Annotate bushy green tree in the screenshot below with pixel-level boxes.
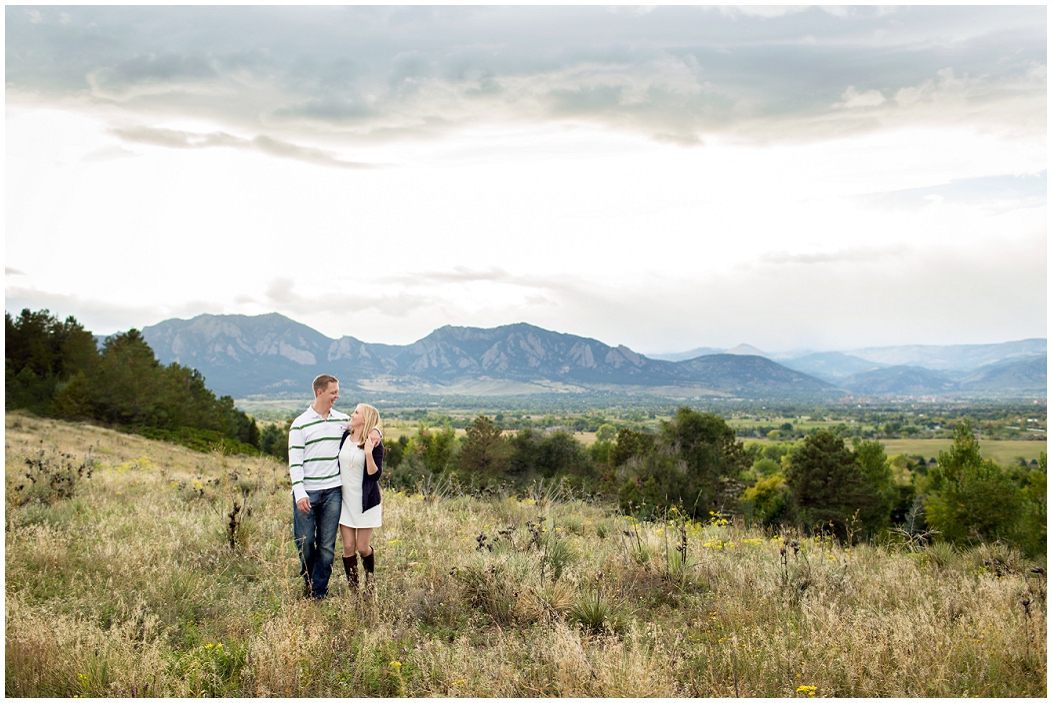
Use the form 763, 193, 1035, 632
509, 428, 544, 482
589, 439, 615, 471
611, 427, 657, 467
69, 332, 259, 445
618, 478, 644, 515
852, 439, 896, 533
406, 423, 456, 474
760, 442, 794, 464
536, 431, 594, 481
617, 407, 748, 519
6, 308, 96, 412
784, 430, 887, 538
924, 421, 1023, 548
751, 457, 781, 477
383, 435, 408, 471
1009, 461, 1046, 557
217, 394, 261, 447
456, 415, 512, 486
509, 428, 595, 487
385, 451, 432, 492
660, 407, 749, 514
260, 421, 291, 462
65, 329, 165, 426
595, 423, 617, 443
741, 474, 789, 526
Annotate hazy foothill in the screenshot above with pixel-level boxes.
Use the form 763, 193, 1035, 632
5, 307, 1047, 696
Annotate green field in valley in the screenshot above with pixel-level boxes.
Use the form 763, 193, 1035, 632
879, 438, 1046, 465
742, 437, 1047, 466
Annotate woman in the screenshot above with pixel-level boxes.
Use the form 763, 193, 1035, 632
338, 403, 385, 595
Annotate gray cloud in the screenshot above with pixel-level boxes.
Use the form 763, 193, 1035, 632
275, 97, 376, 123
548, 84, 626, 116
6, 5, 1044, 146
264, 277, 297, 306
6, 267, 27, 276
96, 51, 217, 88
264, 277, 431, 319
388, 50, 435, 92
379, 267, 609, 305
111, 126, 380, 169
4, 285, 168, 334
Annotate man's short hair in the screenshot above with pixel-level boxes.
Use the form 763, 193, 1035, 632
312, 374, 339, 395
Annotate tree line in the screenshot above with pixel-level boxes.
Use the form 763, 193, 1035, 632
318, 407, 1044, 558
6, 308, 259, 452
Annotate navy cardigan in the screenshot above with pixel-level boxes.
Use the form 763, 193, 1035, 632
339, 431, 385, 512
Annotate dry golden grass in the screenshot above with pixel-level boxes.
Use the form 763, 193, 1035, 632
5, 411, 1046, 697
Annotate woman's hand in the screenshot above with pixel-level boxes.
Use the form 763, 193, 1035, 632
364, 427, 382, 452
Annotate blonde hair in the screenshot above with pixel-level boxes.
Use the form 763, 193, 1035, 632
356, 403, 381, 448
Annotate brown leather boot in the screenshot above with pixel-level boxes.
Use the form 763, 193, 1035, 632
342, 554, 359, 592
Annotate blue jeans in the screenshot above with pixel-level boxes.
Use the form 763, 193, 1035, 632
292, 487, 342, 599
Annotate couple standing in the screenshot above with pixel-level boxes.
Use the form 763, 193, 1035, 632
289, 374, 384, 600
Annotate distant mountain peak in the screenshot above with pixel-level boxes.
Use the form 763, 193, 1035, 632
724, 343, 769, 357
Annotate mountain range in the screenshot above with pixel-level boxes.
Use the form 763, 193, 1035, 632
137, 313, 1046, 400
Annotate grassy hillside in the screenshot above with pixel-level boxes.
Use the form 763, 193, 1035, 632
5, 412, 1046, 697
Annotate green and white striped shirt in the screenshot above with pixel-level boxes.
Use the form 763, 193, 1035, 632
288, 405, 349, 502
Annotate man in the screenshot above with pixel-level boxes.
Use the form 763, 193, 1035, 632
289, 374, 349, 600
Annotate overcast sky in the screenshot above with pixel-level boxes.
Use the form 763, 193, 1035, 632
6, 5, 1046, 355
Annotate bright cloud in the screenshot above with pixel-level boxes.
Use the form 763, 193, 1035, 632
4, 5, 1045, 354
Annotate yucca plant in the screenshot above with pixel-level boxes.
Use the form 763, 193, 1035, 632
528, 478, 567, 508
923, 541, 957, 569
536, 579, 575, 617
417, 472, 458, 504
621, 519, 652, 569
542, 533, 574, 582
568, 590, 622, 635
456, 560, 516, 625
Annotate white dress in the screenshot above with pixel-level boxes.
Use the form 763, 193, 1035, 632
338, 440, 382, 528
